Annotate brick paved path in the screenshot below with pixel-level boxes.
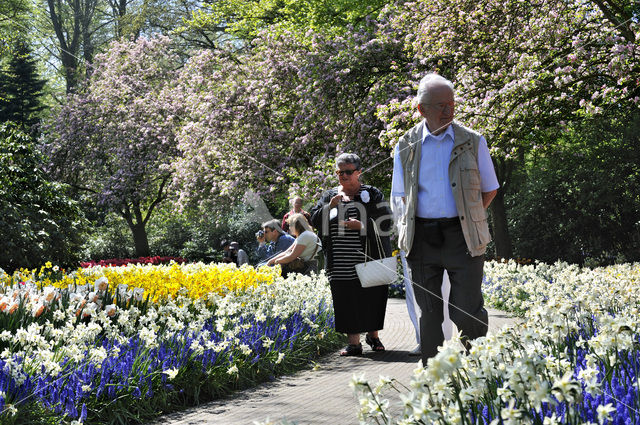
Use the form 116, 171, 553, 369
150, 299, 516, 425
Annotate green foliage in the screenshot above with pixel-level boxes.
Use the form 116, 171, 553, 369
182, 0, 389, 43
0, 0, 31, 57
0, 122, 87, 272
81, 202, 266, 264
147, 203, 264, 263
506, 109, 640, 265
81, 212, 135, 261
0, 41, 46, 131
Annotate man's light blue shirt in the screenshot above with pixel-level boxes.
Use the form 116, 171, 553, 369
391, 122, 499, 219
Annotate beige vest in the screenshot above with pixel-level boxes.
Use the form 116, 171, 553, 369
396, 121, 491, 257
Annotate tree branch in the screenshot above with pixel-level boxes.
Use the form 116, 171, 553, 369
142, 175, 170, 226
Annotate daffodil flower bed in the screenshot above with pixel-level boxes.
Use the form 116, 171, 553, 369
353, 260, 640, 425
0, 263, 342, 424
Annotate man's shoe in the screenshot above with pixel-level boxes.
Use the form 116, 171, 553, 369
408, 345, 421, 356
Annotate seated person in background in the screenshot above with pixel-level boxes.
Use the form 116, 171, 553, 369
255, 230, 268, 263
230, 242, 249, 266
282, 196, 311, 234
268, 213, 320, 277
261, 219, 295, 261
220, 240, 236, 264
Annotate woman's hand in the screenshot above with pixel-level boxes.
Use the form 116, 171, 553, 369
267, 258, 276, 266
339, 218, 362, 230
329, 194, 343, 208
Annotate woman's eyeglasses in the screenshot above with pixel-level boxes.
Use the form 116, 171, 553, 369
336, 169, 358, 176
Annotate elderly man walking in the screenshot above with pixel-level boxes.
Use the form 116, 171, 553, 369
392, 73, 499, 362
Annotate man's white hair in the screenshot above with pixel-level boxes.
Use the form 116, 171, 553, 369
414, 73, 455, 107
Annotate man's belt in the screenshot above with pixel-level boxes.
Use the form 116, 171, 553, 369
416, 217, 460, 228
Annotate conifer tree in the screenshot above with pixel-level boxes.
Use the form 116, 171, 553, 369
0, 41, 46, 131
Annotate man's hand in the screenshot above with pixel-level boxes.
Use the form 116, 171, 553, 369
482, 190, 497, 209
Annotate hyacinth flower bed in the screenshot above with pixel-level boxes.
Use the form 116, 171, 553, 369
0, 263, 343, 424
353, 260, 640, 425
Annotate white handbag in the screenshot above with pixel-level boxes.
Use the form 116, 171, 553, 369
355, 221, 397, 288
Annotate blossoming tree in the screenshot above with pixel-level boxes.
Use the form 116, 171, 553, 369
45, 36, 183, 257
171, 20, 411, 209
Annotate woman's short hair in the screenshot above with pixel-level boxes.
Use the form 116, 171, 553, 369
287, 213, 313, 236
336, 153, 361, 170
414, 73, 455, 107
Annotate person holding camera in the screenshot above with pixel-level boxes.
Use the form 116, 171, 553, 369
256, 219, 295, 266
255, 229, 268, 263
220, 239, 236, 264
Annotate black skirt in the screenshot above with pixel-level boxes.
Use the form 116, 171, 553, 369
329, 278, 388, 334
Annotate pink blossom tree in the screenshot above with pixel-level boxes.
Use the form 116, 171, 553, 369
45, 36, 183, 256
172, 21, 412, 210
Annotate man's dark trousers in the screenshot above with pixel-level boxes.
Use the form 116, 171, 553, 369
407, 219, 488, 364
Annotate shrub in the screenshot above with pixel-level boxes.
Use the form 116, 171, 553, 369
0, 122, 86, 272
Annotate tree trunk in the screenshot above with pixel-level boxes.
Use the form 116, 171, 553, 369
118, 203, 151, 257
130, 222, 150, 257
490, 189, 513, 259
47, 0, 81, 93
61, 52, 78, 93
116, 178, 169, 258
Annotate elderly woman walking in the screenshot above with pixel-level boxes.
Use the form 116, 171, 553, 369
310, 153, 393, 356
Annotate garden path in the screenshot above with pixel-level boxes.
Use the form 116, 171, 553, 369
150, 299, 516, 425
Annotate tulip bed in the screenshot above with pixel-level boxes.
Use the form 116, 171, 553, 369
0, 262, 343, 424
354, 260, 640, 425
79, 256, 187, 268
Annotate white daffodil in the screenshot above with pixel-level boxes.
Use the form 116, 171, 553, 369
132, 287, 144, 301
94, 276, 108, 292
543, 413, 561, 425
596, 403, 616, 425
163, 368, 179, 380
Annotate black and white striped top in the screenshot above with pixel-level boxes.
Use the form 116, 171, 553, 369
328, 197, 365, 281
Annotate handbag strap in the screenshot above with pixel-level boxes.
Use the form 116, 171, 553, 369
363, 219, 385, 263
371, 220, 385, 257
310, 237, 320, 259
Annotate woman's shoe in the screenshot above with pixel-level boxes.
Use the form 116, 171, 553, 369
340, 343, 363, 356
365, 335, 385, 352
